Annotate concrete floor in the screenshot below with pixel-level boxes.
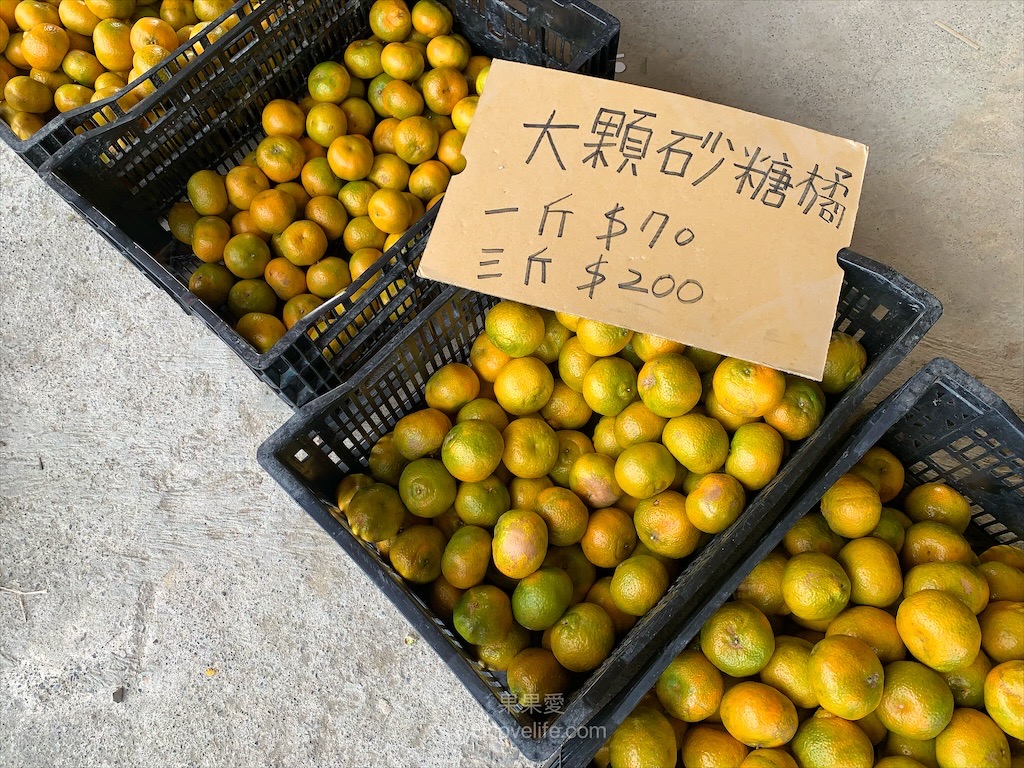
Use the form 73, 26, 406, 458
1, 1, 1021, 766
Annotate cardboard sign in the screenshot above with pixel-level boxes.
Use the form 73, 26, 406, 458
418, 61, 869, 379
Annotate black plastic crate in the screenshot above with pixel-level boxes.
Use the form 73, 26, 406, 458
554, 357, 1024, 768
0, 0, 256, 170
39, 0, 620, 409
257, 249, 940, 763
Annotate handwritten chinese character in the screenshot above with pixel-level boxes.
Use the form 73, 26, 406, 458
795, 164, 852, 227
524, 247, 551, 285
657, 130, 733, 184
538, 193, 574, 238
618, 110, 656, 175
734, 148, 793, 206
477, 248, 503, 279
582, 108, 626, 169
523, 110, 580, 171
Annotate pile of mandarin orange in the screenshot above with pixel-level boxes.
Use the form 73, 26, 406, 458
1, 0, 239, 139
166, 0, 485, 353
599, 451, 1024, 768
333, 297, 871, 713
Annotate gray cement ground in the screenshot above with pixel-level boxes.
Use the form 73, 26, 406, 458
1, 2, 1022, 766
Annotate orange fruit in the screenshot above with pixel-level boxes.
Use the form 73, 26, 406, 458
902, 521, 974, 569
837, 536, 902, 607
307, 60, 351, 104
549, 601, 615, 672
636, 352, 702, 418
476, 621, 529, 672
261, 98, 306, 139
411, 0, 453, 38
614, 442, 677, 500
304, 196, 348, 242
856, 446, 905, 503
222, 232, 272, 279
883, 733, 939, 768
591, 414, 625, 459
274, 180, 311, 212
685, 473, 746, 534
453, 584, 512, 645
764, 376, 827, 441
21, 22, 68, 72
484, 300, 545, 358
339, 95, 375, 135
634, 490, 701, 560
248, 187, 299, 234
327, 134, 375, 181
657, 649, 725, 722
59, 0, 101, 35
548, 429, 593, 488
398, 456, 456, 519
610, 554, 670, 616
735, 551, 789, 616
980, 544, 1024, 570
426, 33, 469, 70
582, 357, 638, 417
468, 331, 511, 383
569, 451, 623, 508
451, 93, 477, 134
558, 336, 597, 393
493, 357, 554, 417
783, 513, 845, 557
871, 507, 909, 553
934, 708, 1011, 768
255, 135, 304, 183
408, 158, 450, 200
437, 126, 466, 172
820, 331, 867, 394
608, 706, 678, 768
440, 525, 491, 589
453, 474, 509, 527
713, 358, 786, 418
506, 648, 570, 708
380, 78, 423, 119
580, 506, 636, 569
904, 482, 972, 534
190, 215, 231, 263
738, 749, 798, 768
724, 422, 785, 491
586, 576, 637, 636
876, 660, 954, 740
91, 17, 134, 70
281, 294, 321, 329
535, 487, 588, 548
130, 16, 177, 51
807, 635, 884, 719
903, 561, 990, 614
227, 279, 276, 319
392, 407, 452, 460
235, 312, 286, 354
366, 187, 412, 234
367, 151, 410, 190
791, 714, 874, 768
342, 215, 386, 253
439, 418, 503, 483
420, 65, 468, 115
979, 561, 1024, 602
188, 263, 234, 308
543, 543, 597, 605
492, 508, 547, 579
897, 589, 982, 672
782, 552, 851, 622
389, 524, 445, 583
371, 115, 399, 153
225, 165, 271, 210
53, 82, 94, 112
979, 600, 1024, 663
984, 660, 1024, 740
425, 362, 480, 415
277, 219, 327, 267
681, 725, 750, 768
344, 39, 383, 79
940, 647, 992, 708
575, 318, 632, 357
367, 433, 408, 486
759, 634, 818, 708
613, 401, 667, 447
380, 40, 424, 81
826, 605, 907, 663
700, 601, 775, 677
186, 168, 228, 216
719, 681, 798, 749
511, 565, 573, 630
346, 482, 408, 542
369, 0, 412, 42
820, 472, 882, 538
662, 413, 729, 474
263, 257, 307, 302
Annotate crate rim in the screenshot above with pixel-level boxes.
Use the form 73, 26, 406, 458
548, 356, 1024, 767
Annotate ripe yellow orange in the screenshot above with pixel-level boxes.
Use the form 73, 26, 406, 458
701, 601, 776, 677
719, 681, 798, 749
904, 482, 972, 533
826, 605, 907, 664
782, 552, 851, 622
820, 472, 882, 538
656, 649, 725, 722
876, 660, 955, 741
713, 358, 787, 418
684, 472, 746, 534
897, 589, 982, 672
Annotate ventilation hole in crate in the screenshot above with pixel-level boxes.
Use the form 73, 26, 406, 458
1006, 475, 1023, 487
997, 531, 1020, 544
962, 445, 987, 461
974, 455, 1000, 471
907, 460, 928, 476
919, 469, 940, 483
837, 318, 851, 333
295, 448, 308, 462
951, 467, 972, 481
950, 436, 974, 451
928, 450, 959, 472
852, 328, 865, 342
328, 451, 340, 465
974, 512, 997, 527
1013, 457, 1024, 468
870, 305, 889, 321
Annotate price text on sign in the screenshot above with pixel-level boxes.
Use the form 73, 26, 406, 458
419, 61, 869, 379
